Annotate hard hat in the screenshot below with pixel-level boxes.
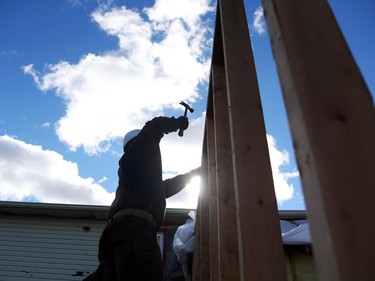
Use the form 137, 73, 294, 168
123, 129, 141, 149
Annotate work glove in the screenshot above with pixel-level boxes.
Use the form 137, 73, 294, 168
177, 116, 189, 131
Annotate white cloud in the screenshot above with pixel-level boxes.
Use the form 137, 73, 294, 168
41, 122, 51, 128
23, 1, 214, 156
252, 6, 266, 36
145, 0, 213, 21
266, 134, 298, 203
97, 176, 108, 184
0, 135, 114, 205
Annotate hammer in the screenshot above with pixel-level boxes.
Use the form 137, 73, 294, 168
178, 101, 194, 137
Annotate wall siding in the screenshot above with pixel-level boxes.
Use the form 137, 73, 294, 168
0, 214, 106, 280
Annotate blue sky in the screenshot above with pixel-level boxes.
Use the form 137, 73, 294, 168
0, 0, 374, 210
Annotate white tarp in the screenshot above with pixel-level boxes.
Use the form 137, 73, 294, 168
173, 213, 312, 277
173, 215, 312, 262
280, 219, 311, 244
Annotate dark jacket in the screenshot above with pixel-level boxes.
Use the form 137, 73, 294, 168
109, 116, 191, 230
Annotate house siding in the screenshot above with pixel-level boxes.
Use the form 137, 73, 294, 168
0, 203, 314, 280
0, 214, 106, 280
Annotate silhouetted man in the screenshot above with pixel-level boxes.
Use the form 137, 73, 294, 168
86, 115, 199, 281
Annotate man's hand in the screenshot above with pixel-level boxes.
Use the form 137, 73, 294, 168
187, 167, 201, 182
189, 167, 201, 176
177, 116, 189, 131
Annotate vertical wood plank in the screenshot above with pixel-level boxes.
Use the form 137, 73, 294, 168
192, 178, 202, 281
219, 0, 287, 280
206, 87, 220, 281
193, 205, 201, 280
212, 64, 240, 281
200, 130, 211, 281
194, 96, 214, 281
262, 0, 375, 280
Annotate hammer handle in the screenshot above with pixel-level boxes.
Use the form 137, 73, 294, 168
178, 108, 188, 137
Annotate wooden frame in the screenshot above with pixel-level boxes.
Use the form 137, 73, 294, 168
194, 0, 375, 280
194, 0, 286, 280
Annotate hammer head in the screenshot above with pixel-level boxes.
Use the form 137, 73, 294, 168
179, 101, 194, 114
178, 101, 194, 137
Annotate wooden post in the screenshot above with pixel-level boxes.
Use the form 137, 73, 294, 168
206, 89, 220, 281
200, 131, 211, 281
192, 196, 201, 281
194, 129, 211, 281
212, 64, 240, 281
262, 0, 375, 280
218, 0, 287, 280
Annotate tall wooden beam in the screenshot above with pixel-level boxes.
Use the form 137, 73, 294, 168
194, 125, 211, 281
218, 0, 287, 280
206, 89, 220, 281
262, 0, 375, 280
212, 64, 240, 281
192, 193, 201, 281
200, 132, 211, 281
